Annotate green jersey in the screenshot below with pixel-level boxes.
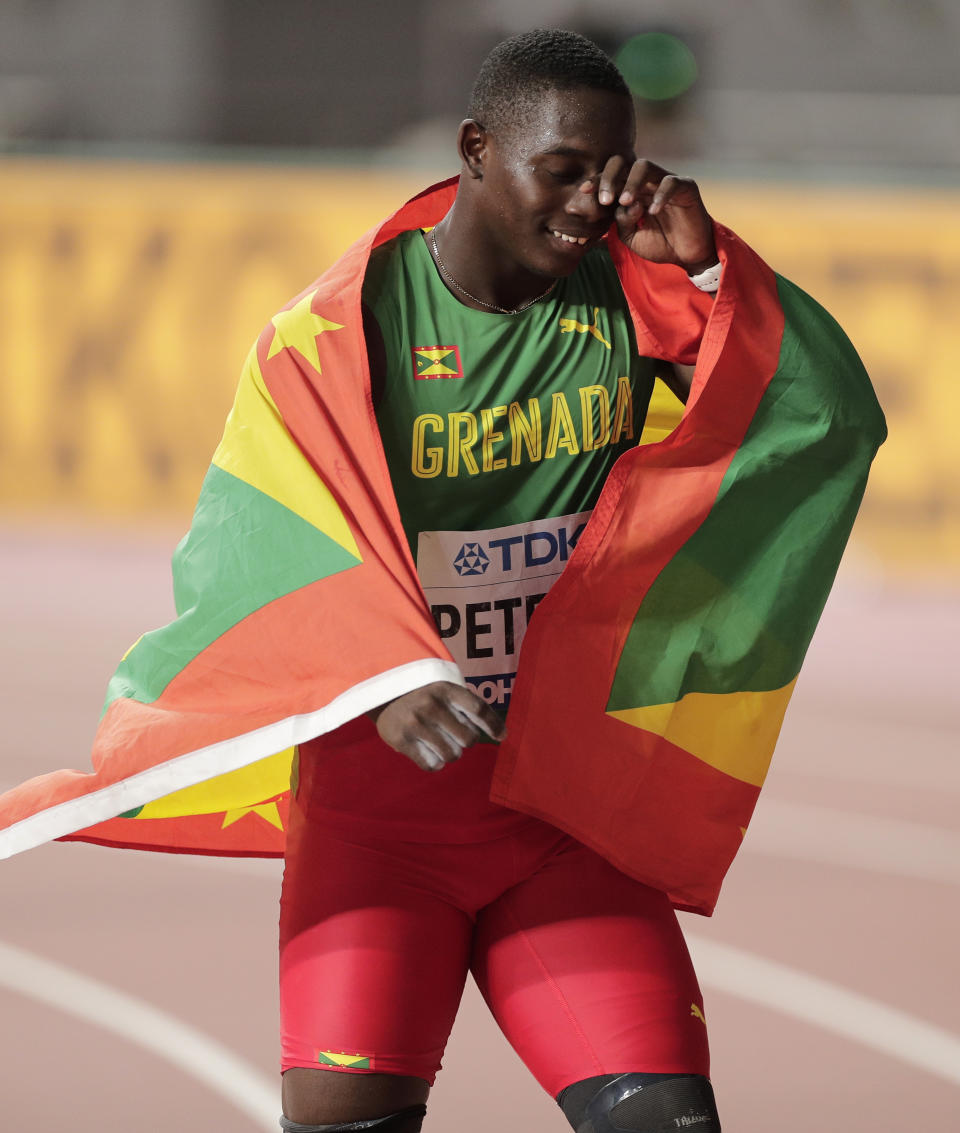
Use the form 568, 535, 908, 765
363, 229, 657, 709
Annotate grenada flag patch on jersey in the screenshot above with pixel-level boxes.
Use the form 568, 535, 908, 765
412, 344, 463, 379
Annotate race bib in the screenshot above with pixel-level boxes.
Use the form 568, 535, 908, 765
416, 511, 591, 709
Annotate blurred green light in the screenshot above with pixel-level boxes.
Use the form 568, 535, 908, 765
615, 32, 698, 101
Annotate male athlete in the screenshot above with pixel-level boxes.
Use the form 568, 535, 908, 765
279, 30, 723, 1133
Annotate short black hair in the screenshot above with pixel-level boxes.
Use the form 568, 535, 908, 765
468, 29, 630, 133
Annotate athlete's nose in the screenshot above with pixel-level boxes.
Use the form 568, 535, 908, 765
564, 179, 609, 223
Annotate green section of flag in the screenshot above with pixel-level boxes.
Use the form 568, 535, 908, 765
104, 465, 362, 711
608, 277, 885, 711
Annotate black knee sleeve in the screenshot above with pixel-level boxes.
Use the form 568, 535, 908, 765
279, 1103, 426, 1132
558, 1072, 720, 1132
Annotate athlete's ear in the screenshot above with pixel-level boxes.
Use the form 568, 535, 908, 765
457, 119, 486, 179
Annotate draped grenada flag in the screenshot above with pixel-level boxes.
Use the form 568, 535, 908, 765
0, 178, 884, 914
492, 234, 886, 911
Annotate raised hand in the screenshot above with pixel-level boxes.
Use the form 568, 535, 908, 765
589, 157, 717, 273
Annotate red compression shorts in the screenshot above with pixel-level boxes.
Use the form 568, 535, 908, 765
279, 721, 710, 1099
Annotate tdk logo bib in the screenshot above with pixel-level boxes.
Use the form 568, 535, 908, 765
485, 525, 584, 572
449, 522, 587, 577
416, 511, 594, 704
453, 542, 490, 576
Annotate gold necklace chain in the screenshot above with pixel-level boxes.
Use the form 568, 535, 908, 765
429, 227, 556, 315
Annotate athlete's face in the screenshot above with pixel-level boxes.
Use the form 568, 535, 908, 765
475, 86, 637, 279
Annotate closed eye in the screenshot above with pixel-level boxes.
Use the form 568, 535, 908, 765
542, 167, 582, 185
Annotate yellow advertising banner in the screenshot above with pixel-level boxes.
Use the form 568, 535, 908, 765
0, 157, 956, 578
703, 180, 960, 578
0, 158, 426, 518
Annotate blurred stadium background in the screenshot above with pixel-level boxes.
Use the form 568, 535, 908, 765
1, 2, 958, 1130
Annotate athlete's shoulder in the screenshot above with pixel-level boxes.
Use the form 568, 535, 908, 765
363, 230, 420, 302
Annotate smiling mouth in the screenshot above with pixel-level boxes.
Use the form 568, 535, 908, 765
550, 229, 591, 245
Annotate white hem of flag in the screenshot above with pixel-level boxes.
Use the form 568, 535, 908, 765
0, 658, 464, 860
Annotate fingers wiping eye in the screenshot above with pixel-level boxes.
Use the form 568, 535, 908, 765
649, 174, 701, 215
620, 158, 669, 207
598, 154, 628, 206
649, 174, 681, 215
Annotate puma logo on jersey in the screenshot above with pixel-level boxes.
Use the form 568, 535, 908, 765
412, 344, 464, 380
558, 307, 611, 349
690, 1004, 707, 1025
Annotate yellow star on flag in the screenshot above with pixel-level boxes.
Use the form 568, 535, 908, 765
267, 290, 344, 373
221, 801, 284, 830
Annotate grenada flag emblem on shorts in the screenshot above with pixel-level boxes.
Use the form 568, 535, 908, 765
317, 1050, 372, 1070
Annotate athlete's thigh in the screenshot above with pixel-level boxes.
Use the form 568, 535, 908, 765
471, 836, 709, 1098
280, 811, 473, 1093
281, 1067, 429, 1129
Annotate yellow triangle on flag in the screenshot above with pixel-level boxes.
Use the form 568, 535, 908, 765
638, 377, 685, 446
414, 347, 460, 376
133, 749, 294, 820
607, 681, 797, 787
212, 350, 361, 559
